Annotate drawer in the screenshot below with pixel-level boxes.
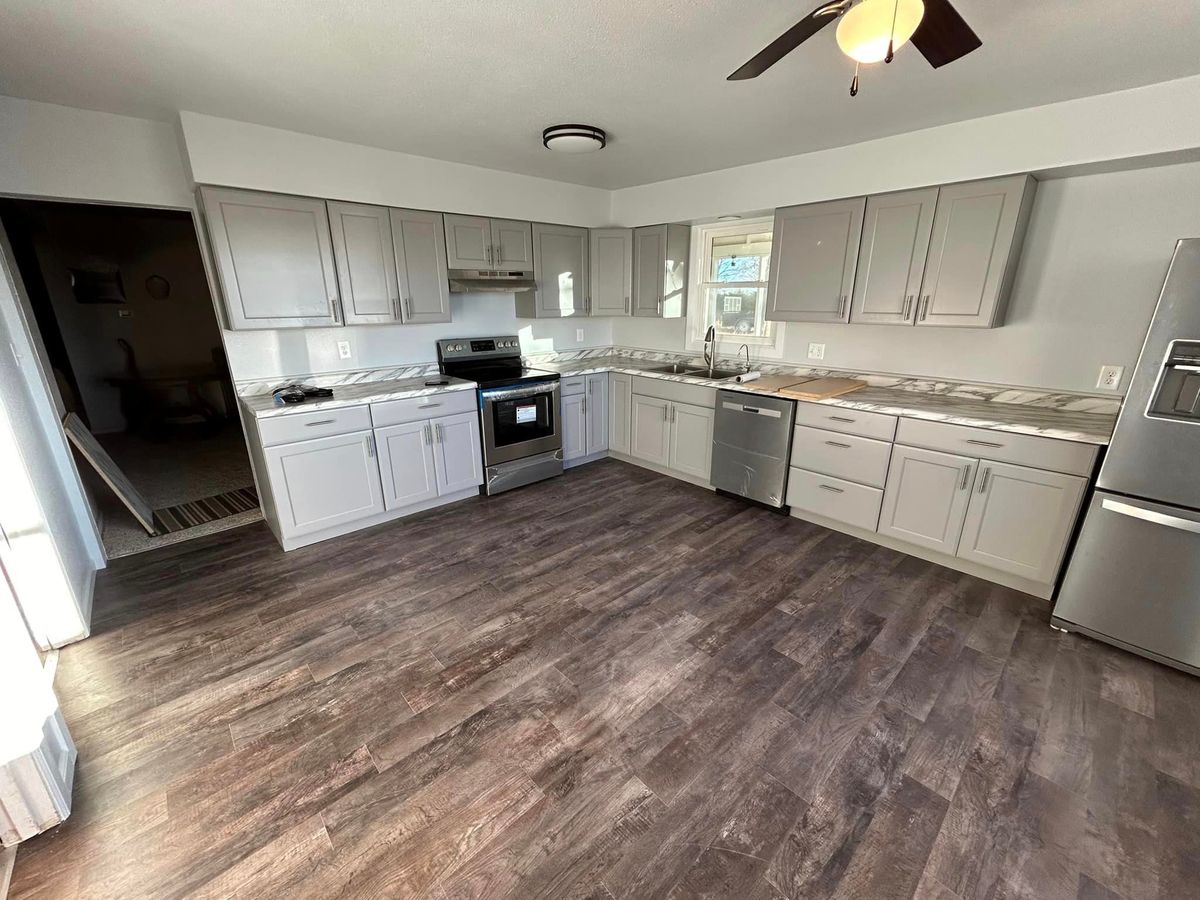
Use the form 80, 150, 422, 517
793, 401, 897, 441
790, 425, 893, 488
786, 466, 883, 532
561, 376, 586, 397
631, 375, 716, 409
371, 390, 477, 428
895, 418, 1098, 477
257, 404, 372, 447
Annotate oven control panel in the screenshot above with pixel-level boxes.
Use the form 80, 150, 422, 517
437, 336, 521, 359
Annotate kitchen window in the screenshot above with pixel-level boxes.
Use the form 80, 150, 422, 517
687, 218, 782, 357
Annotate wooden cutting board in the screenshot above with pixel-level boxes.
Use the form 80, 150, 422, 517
779, 377, 868, 400
732, 374, 813, 393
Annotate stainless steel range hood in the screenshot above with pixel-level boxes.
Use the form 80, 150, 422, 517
447, 269, 536, 293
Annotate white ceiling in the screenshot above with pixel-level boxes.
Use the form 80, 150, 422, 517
2, 1, 1199, 189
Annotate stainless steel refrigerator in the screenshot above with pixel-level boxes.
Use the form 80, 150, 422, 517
1053, 238, 1200, 674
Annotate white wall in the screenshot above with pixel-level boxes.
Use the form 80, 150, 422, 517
615, 161, 1200, 394
612, 74, 1200, 226
0, 96, 192, 208
179, 112, 612, 227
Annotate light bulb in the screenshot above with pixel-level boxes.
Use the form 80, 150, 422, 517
836, 0, 925, 65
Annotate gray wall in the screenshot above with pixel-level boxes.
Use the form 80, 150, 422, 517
614, 160, 1200, 394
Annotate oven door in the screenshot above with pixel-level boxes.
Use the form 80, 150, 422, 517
480, 380, 562, 465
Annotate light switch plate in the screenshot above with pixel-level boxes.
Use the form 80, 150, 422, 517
1096, 365, 1123, 390
336, 340, 352, 360
808, 342, 825, 361
576, 328, 584, 342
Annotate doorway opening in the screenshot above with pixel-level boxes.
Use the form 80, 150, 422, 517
0, 198, 260, 558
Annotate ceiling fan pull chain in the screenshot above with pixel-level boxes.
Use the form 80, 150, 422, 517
850, 61, 860, 97
885, 0, 899, 63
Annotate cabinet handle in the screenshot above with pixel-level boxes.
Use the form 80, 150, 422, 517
819, 484, 844, 494
828, 415, 856, 423
920, 295, 930, 321
965, 438, 1004, 448
838, 295, 847, 318
404, 297, 413, 319
624, 295, 630, 314
959, 464, 972, 491
582, 396, 588, 414
391, 297, 399, 319
434, 422, 442, 443
903, 296, 913, 320
305, 419, 336, 427
423, 423, 432, 444
978, 467, 991, 494
366, 434, 376, 458
330, 296, 341, 323
824, 440, 852, 449
486, 245, 493, 266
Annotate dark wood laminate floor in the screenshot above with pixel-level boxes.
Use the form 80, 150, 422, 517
11, 460, 1200, 899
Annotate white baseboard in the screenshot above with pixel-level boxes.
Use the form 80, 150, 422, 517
279, 487, 480, 551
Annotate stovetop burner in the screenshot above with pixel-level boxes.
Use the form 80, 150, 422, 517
436, 335, 560, 389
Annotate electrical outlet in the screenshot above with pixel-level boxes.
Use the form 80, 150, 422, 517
808, 342, 825, 361
1096, 365, 1123, 390
336, 340, 352, 360
576, 328, 584, 342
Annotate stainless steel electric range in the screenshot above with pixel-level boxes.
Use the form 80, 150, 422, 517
436, 336, 563, 495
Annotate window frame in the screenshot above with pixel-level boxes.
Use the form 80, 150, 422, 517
686, 217, 784, 359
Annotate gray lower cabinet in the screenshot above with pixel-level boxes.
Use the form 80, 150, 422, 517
630, 394, 672, 466
766, 197, 865, 323
957, 461, 1086, 583
849, 188, 938, 325
877, 444, 977, 553
632, 224, 689, 318
585, 374, 609, 454
561, 392, 587, 461
562, 374, 609, 463
200, 186, 342, 330
589, 228, 632, 316
328, 201, 401, 324
609, 373, 632, 454
264, 430, 385, 537
916, 174, 1036, 328
521, 223, 588, 318
390, 209, 451, 324
668, 402, 715, 480
375, 411, 482, 508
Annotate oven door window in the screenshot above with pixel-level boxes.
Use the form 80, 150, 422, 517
488, 392, 555, 447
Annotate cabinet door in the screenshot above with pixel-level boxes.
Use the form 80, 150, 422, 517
766, 197, 865, 323
630, 394, 671, 466
200, 187, 341, 329
264, 431, 384, 538
444, 214, 492, 269
878, 445, 976, 554
432, 411, 484, 495
918, 175, 1034, 328
609, 373, 632, 454
632, 226, 665, 317
390, 209, 451, 324
590, 228, 633, 316
662, 223, 690, 319
850, 188, 938, 325
532, 223, 588, 317
561, 392, 587, 461
958, 462, 1087, 583
328, 201, 400, 324
375, 420, 438, 509
492, 219, 534, 270
585, 373, 609, 454
669, 402, 715, 481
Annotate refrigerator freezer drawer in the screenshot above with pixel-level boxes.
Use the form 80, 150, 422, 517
1053, 490, 1200, 672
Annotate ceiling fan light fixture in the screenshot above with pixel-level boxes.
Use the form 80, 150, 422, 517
836, 0, 924, 65
542, 124, 607, 153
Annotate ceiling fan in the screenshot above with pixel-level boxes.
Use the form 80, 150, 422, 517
728, 0, 981, 96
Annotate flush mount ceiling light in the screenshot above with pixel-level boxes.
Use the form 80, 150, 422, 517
542, 124, 606, 153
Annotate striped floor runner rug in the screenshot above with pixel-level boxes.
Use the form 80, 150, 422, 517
152, 486, 258, 534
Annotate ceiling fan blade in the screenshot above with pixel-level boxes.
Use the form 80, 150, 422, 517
727, 2, 849, 81
911, 0, 982, 68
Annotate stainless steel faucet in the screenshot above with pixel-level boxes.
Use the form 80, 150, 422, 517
738, 343, 751, 373
703, 325, 716, 376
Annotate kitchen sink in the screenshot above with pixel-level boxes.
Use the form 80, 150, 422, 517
687, 368, 745, 381
644, 363, 704, 375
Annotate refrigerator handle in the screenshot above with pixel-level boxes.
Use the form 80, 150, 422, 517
1102, 498, 1200, 535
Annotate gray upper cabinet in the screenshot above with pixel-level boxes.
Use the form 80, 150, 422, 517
443, 214, 492, 269
916, 174, 1036, 328
444, 214, 533, 271
849, 188, 938, 326
521, 223, 588, 318
766, 197, 865, 323
328, 201, 400, 325
390, 208, 451, 324
589, 228, 632, 317
632, 224, 689, 318
200, 186, 341, 330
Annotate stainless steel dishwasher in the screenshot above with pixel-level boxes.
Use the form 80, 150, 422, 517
710, 390, 796, 508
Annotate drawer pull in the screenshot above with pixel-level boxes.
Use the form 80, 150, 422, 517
824, 440, 852, 449
965, 438, 1005, 448
305, 419, 336, 427
828, 415, 856, 423
418, 403, 442, 409
819, 484, 845, 494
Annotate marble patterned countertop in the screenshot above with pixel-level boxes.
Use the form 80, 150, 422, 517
536, 356, 1118, 445
239, 375, 477, 419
